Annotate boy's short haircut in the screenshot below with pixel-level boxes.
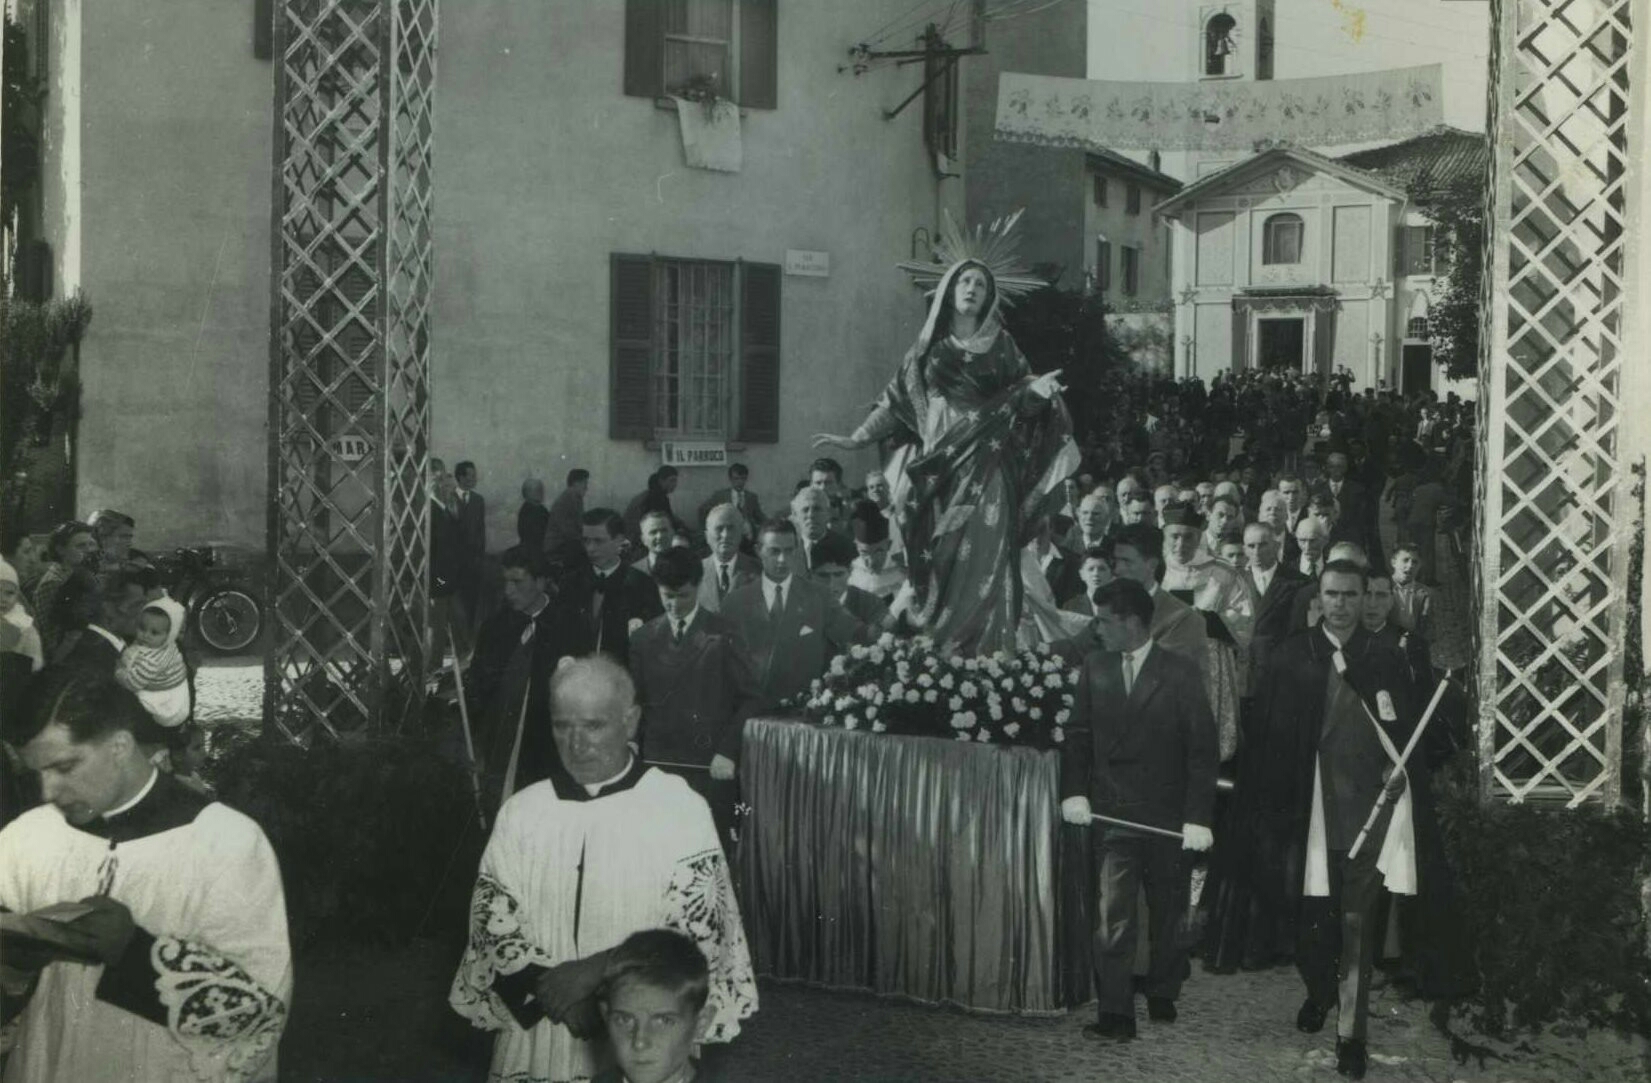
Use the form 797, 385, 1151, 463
599, 928, 710, 1014
1391, 541, 1421, 558
651, 547, 703, 589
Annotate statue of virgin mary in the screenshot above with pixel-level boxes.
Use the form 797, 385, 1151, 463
814, 213, 1085, 655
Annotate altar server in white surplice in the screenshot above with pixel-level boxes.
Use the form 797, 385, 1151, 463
449, 656, 757, 1083
0, 673, 291, 1083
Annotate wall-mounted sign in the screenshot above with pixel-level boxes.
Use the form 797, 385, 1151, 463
661, 441, 728, 468
330, 435, 370, 462
784, 249, 830, 277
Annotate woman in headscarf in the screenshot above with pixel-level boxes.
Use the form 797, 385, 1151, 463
813, 259, 1080, 655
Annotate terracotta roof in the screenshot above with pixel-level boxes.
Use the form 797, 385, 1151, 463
1085, 148, 1182, 193
1337, 126, 1488, 201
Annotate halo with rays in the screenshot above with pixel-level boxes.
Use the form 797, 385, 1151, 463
896, 208, 1047, 304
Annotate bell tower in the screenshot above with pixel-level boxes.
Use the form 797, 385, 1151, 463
1190, 1, 1275, 177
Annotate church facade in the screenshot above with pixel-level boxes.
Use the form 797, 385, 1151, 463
1154, 133, 1482, 394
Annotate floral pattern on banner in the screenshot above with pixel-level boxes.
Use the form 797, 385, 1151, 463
994, 65, 1444, 153
792, 633, 1079, 749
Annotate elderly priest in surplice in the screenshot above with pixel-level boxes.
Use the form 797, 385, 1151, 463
1059, 579, 1218, 1044
0, 672, 291, 1082
449, 655, 757, 1083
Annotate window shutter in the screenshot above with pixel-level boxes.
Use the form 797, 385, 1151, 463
254, 0, 273, 60
1231, 305, 1247, 370
611, 254, 655, 440
623, 0, 665, 99
739, 0, 778, 109
738, 262, 781, 443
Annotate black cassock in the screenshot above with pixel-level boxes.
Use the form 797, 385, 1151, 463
1201, 625, 1472, 1000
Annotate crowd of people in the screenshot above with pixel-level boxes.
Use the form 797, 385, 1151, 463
0, 341, 1482, 1081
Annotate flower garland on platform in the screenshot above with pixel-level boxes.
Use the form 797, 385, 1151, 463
794, 633, 1079, 749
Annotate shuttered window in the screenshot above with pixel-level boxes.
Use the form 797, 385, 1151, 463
624, 0, 778, 109
1095, 239, 1112, 294
610, 255, 781, 443
1398, 225, 1437, 276
1121, 246, 1140, 296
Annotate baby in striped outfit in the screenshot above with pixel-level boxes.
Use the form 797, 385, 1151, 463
116, 596, 191, 727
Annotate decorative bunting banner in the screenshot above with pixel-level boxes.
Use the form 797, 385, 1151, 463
994, 65, 1444, 153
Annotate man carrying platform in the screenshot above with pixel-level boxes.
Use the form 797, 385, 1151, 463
1059, 579, 1218, 1043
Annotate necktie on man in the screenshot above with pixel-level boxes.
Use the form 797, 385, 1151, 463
1121, 653, 1134, 696
674, 618, 687, 643
768, 584, 784, 623
718, 564, 731, 595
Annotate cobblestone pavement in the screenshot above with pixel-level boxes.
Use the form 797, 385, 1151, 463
194, 657, 266, 723
281, 939, 1647, 1083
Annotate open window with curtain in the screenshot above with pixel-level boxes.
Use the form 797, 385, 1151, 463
623, 0, 778, 108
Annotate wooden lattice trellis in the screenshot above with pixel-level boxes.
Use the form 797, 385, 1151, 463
266, 0, 437, 742
1476, 0, 1641, 806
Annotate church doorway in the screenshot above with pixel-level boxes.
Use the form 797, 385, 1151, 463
1402, 343, 1433, 394
1257, 316, 1306, 371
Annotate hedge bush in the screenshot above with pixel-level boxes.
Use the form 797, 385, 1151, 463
205, 728, 482, 951
1433, 751, 1650, 1039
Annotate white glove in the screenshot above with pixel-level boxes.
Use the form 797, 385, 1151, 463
1060, 796, 1092, 825
709, 754, 737, 781
1181, 824, 1214, 852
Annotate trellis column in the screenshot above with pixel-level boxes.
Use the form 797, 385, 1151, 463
1476, 0, 1646, 806
266, 0, 438, 742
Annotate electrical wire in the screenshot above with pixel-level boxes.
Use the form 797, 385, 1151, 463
983, 0, 1079, 22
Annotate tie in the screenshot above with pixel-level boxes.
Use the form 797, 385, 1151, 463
768, 584, 784, 622
734, 490, 743, 510
1121, 653, 1134, 695
674, 618, 687, 643
718, 564, 732, 595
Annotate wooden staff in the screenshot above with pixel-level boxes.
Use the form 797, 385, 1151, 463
1088, 813, 1185, 841
447, 638, 488, 831
1347, 676, 1451, 860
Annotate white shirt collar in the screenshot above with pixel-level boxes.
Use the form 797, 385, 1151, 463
762, 575, 792, 607
671, 607, 699, 632
1321, 623, 1351, 650
104, 767, 159, 819
87, 624, 126, 651
1123, 638, 1153, 673
593, 559, 621, 577
1253, 563, 1276, 591
582, 753, 635, 797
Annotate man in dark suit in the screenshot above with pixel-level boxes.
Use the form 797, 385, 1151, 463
629, 548, 766, 846
790, 487, 850, 574
1313, 451, 1372, 551
516, 478, 550, 555
1244, 522, 1306, 679
544, 469, 589, 573
467, 547, 592, 801
1060, 579, 1218, 1042
562, 509, 662, 666
1027, 516, 1082, 609
54, 568, 147, 678
453, 460, 487, 625
698, 504, 760, 613
632, 510, 674, 578
721, 519, 867, 705
697, 463, 765, 543
807, 531, 891, 629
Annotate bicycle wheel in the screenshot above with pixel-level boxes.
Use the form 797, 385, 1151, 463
196, 589, 262, 654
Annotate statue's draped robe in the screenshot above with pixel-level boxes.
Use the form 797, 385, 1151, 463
867, 331, 1079, 656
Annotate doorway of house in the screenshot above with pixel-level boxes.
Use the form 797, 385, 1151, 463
1258, 317, 1306, 371
1402, 343, 1433, 394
